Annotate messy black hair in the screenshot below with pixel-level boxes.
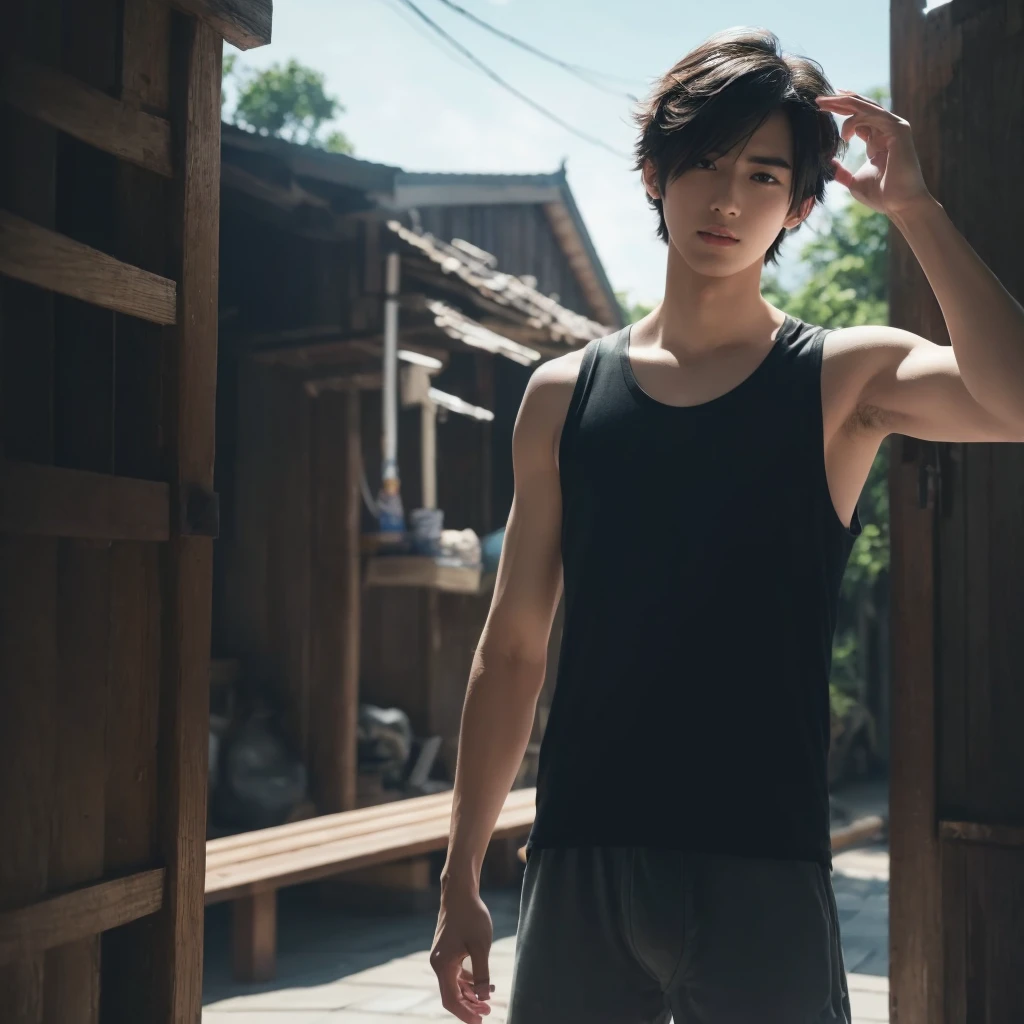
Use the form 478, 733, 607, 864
633, 27, 845, 265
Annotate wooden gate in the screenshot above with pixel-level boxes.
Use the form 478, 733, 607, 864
0, 1, 270, 1021
889, 0, 1024, 1021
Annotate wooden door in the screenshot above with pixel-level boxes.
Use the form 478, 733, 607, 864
0, 1, 270, 1021
889, 1, 1024, 1021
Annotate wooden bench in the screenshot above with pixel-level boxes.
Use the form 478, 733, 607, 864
205, 787, 536, 982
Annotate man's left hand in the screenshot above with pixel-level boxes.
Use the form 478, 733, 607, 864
816, 91, 932, 217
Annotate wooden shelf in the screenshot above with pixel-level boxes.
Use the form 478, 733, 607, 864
364, 555, 491, 595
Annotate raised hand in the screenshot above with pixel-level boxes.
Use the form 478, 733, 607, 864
816, 90, 932, 217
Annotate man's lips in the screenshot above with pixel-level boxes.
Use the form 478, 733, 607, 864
697, 230, 740, 245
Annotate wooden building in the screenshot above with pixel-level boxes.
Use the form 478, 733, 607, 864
4, 0, 1022, 1019
214, 129, 614, 815
888, 0, 1024, 1020
0, 0, 272, 1021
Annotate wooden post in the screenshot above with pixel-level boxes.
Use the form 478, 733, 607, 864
232, 890, 277, 983
309, 386, 362, 812
153, 13, 222, 1024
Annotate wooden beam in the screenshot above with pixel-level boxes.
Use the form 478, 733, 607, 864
0, 212, 177, 324
0, 461, 170, 541
153, 15, 222, 1024
167, 0, 272, 51
0, 54, 172, 177
0, 869, 165, 963
940, 820, 1024, 848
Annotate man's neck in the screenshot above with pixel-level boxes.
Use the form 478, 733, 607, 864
637, 243, 785, 358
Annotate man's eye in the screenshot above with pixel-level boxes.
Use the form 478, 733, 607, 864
754, 172, 779, 184
695, 158, 715, 169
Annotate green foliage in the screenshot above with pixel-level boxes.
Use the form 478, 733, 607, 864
762, 201, 889, 329
616, 289, 654, 324
764, 189, 892, 717
222, 56, 354, 155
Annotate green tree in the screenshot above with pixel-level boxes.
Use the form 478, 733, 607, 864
222, 56, 354, 155
764, 193, 892, 718
616, 289, 654, 324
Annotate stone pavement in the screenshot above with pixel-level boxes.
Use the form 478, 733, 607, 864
203, 842, 890, 1024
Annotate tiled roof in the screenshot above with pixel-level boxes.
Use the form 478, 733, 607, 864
387, 221, 607, 346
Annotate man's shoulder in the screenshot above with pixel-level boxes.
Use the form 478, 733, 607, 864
523, 344, 590, 412
513, 344, 591, 449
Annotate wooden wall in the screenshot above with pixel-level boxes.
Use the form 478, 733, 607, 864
217, 359, 362, 814
889, 1, 1024, 1021
0, 0, 236, 1020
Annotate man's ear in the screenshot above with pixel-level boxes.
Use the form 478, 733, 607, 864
783, 195, 815, 230
642, 159, 661, 200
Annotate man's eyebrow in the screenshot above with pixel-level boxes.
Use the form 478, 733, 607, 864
746, 155, 793, 170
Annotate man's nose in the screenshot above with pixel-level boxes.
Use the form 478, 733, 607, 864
711, 176, 742, 217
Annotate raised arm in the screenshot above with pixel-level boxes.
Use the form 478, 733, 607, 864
430, 351, 580, 1024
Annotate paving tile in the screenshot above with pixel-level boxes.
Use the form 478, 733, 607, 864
203, 1013, 334, 1023
341, 961, 439, 988
849, 987, 890, 1022
323, 1014, 439, 1024
848, 972, 889, 993
206, 983, 403, 1013
348, 988, 438, 1013
842, 943, 878, 974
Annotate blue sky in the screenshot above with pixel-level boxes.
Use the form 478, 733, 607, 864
226, 0, 892, 308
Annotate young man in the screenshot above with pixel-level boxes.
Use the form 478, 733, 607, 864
430, 27, 1024, 1024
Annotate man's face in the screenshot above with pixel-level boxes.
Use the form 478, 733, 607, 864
645, 109, 813, 277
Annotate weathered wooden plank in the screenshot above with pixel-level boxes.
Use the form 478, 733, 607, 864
0, 2, 59, 1016
963, 845, 1024, 1022
0, 870, 165, 964
152, 15, 222, 1024
166, 0, 272, 50
888, 2, 948, 1023
205, 797, 535, 902
940, 820, 1024, 848
231, 890, 276, 983
104, 8, 170, 1004
205, 788, 536, 872
205, 789, 457, 856
44, 9, 122, 1016
221, 356, 271, 654
43, 542, 111, 1024
309, 389, 360, 813
888, 436, 943, 1024
266, 373, 311, 758
0, 538, 57, 1022
0, 213, 177, 324
0, 461, 170, 540
0, 54, 172, 177
104, 6, 170, 1005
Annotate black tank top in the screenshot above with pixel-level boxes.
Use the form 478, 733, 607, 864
526, 314, 861, 866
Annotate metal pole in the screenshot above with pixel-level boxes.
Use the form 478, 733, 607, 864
382, 251, 400, 482
377, 251, 405, 539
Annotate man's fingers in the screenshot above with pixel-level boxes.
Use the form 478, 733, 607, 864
434, 956, 482, 1024
468, 946, 491, 996
460, 966, 495, 1000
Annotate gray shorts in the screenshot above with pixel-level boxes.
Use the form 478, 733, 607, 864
507, 847, 851, 1024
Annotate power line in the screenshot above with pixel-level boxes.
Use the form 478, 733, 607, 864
378, 0, 482, 77
393, 0, 630, 160
424, 0, 642, 101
